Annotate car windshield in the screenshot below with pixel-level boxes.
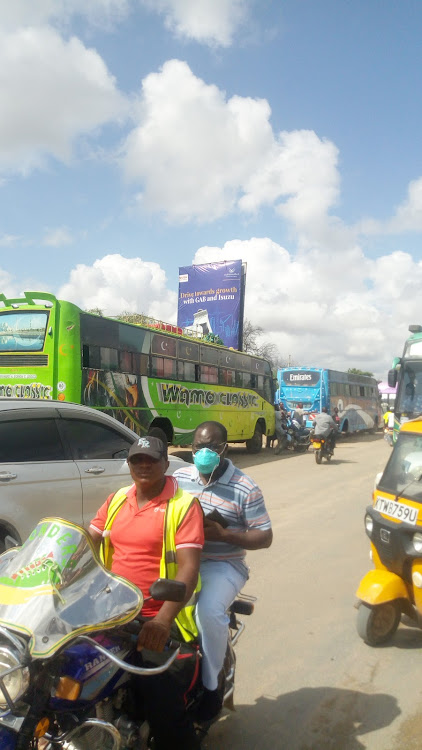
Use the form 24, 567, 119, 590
0, 517, 142, 658
396, 361, 422, 417
0, 312, 48, 352
379, 432, 422, 502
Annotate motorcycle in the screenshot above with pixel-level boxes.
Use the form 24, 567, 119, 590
312, 433, 334, 464
356, 416, 422, 646
0, 517, 253, 748
285, 417, 311, 452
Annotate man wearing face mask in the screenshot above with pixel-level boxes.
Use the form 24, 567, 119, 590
173, 421, 273, 721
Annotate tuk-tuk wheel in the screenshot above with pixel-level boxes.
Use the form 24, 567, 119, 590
357, 602, 401, 646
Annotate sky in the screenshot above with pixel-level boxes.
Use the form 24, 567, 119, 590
1, 0, 422, 378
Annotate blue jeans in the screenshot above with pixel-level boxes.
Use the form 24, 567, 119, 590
196, 559, 248, 690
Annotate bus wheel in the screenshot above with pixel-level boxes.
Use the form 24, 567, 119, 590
246, 424, 263, 454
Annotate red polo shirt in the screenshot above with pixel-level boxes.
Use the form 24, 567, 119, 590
90, 477, 204, 616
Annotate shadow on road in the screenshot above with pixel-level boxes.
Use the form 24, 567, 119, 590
203, 686, 400, 750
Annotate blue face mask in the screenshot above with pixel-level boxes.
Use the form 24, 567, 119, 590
193, 447, 221, 474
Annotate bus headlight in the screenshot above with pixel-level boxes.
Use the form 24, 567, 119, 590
413, 532, 422, 553
365, 514, 374, 536
0, 647, 30, 709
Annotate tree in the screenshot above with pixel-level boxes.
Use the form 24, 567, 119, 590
85, 307, 103, 316
347, 368, 374, 377
242, 319, 284, 370
116, 311, 150, 325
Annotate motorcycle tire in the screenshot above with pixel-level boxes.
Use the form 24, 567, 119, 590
315, 449, 322, 464
356, 602, 401, 646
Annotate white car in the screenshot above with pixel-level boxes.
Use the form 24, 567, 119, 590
0, 399, 188, 551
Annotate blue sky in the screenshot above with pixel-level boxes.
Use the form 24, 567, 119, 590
1, 0, 422, 377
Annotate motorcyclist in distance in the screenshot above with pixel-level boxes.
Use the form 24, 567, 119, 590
312, 407, 337, 453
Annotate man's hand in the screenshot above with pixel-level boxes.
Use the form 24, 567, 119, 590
203, 517, 227, 542
137, 617, 171, 652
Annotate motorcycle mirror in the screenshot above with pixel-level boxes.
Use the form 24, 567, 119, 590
149, 578, 186, 602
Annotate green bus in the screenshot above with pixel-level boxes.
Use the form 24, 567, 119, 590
0, 291, 275, 452
389, 324, 422, 442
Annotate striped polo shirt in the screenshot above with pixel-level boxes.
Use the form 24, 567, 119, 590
173, 459, 271, 571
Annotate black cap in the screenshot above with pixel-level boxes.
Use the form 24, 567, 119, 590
128, 436, 168, 461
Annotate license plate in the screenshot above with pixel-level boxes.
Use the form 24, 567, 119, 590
312, 441, 321, 449
374, 496, 419, 525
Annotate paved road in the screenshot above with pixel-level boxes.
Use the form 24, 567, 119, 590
174, 434, 422, 749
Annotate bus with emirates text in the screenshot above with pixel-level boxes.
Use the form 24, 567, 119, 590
0, 291, 275, 453
276, 366, 380, 432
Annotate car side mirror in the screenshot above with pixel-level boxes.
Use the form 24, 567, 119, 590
388, 369, 398, 388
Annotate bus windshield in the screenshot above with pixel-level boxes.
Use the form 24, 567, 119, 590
396, 361, 422, 417
0, 312, 48, 352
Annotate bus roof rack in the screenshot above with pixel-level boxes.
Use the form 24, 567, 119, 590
409, 325, 422, 333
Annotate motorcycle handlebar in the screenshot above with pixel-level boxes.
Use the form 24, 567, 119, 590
77, 633, 181, 675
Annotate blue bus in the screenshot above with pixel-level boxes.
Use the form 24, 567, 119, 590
276, 367, 381, 432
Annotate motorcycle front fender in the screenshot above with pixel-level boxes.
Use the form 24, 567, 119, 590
356, 569, 410, 605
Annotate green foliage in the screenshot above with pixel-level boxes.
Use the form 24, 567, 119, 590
116, 311, 150, 325
85, 307, 103, 316
347, 367, 374, 377
203, 332, 224, 345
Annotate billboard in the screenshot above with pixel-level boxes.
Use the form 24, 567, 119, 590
177, 260, 245, 350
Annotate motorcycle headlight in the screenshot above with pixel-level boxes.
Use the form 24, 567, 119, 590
365, 514, 374, 536
0, 646, 30, 709
413, 532, 422, 553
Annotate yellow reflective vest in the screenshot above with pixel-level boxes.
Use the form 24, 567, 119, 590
100, 484, 201, 642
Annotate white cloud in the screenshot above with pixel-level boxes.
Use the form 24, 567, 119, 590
0, 26, 126, 174
388, 177, 422, 233
43, 227, 73, 247
121, 60, 339, 228
0, 0, 130, 30
0, 234, 21, 247
57, 253, 177, 321
192, 238, 415, 378
140, 0, 250, 47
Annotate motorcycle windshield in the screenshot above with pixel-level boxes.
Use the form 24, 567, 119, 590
0, 518, 143, 658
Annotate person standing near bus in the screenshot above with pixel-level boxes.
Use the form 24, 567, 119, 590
174, 421, 273, 721
291, 402, 305, 426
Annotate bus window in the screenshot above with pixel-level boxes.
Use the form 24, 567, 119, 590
220, 368, 235, 386
178, 341, 199, 362
200, 346, 219, 365
151, 356, 177, 379
82, 345, 100, 369
240, 372, 252, 388
151, 334, 177, 358
119, 351, 133, 373
360, 386, 365, 397
100, 347, 118, 371
264, 377, 273, 402
331, 382, 338, 396
200, 365, 218, 384
132, 353, 149, 376
178, 361, 196, 382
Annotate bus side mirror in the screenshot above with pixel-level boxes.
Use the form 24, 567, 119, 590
388, 370, 398, 388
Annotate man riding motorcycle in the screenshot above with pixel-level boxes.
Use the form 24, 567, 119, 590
312, 407, 337, 453
89, 435, 203, 750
